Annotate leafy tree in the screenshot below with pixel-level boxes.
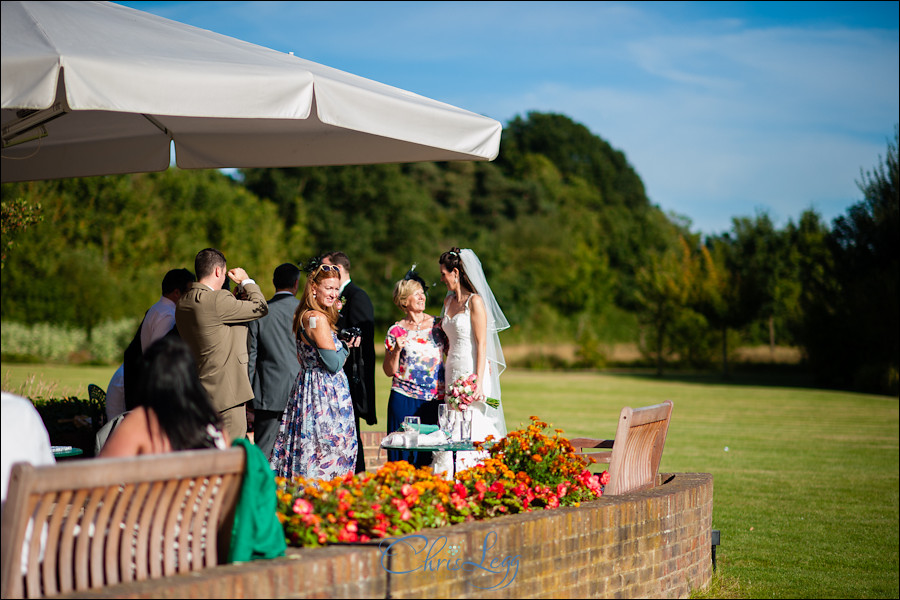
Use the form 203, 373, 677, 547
1, 169, 294, 329
1, 195, 43, 270
695, 241, 742, 375
634, 237, 698, 375
818, 126, 899, 392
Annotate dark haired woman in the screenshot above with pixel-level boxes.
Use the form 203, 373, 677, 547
99, 336, 227, 456
433, 247, 510, 476
270, 261, 359, 480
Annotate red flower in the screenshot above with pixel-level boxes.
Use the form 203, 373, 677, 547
474, 480, 487, 501
489, 480, 506, 499
599, 471, 611, 486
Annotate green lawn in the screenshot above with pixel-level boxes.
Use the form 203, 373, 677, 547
3, 363, 897, 598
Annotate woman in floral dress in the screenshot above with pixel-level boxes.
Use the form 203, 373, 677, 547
271, 262, 359, 480
382, 273, 447, 466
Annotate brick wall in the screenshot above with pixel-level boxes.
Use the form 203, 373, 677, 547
361, 431, 388, 471
60, 472, 713, 599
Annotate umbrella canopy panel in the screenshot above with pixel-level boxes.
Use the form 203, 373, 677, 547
1, 1, 501, 183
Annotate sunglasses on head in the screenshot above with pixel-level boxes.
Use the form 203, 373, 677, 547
317, 264, 339, 273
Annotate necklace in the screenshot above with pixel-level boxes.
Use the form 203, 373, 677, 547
405, 315, 429, 331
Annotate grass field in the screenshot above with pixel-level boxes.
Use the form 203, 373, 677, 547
2, 362, 897, 598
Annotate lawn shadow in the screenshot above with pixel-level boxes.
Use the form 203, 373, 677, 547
601, 363, 831, 392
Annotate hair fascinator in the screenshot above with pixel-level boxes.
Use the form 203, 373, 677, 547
301, 255, 322, 274
403, 263, 429, 293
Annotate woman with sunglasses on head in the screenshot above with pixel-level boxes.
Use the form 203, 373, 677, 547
270, 259, 360, 480
432, 247, 510, 477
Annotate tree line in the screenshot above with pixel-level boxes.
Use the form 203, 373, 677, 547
1, 114, 896, 394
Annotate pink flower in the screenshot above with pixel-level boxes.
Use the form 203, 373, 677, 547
293, 498, 313, 515
391, 497, 412, 521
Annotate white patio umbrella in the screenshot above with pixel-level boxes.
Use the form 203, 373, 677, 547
1, 1, 502, 183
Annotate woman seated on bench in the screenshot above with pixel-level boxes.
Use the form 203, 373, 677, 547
100, 336, 228, 457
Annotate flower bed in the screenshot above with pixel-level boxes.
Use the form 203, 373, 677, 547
277, 417, 610, 547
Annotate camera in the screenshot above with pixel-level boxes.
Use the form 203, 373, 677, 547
338, 326, 362, 342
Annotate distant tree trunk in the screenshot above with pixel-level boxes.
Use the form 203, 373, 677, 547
656, 322, 665, 377
721, 325, 729, 378
769, 315, 776, 359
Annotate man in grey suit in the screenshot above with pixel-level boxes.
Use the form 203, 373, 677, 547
176, 248, 268, 441
247, 263, 301, 460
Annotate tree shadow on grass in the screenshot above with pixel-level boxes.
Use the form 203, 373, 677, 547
601, 363, 835, 392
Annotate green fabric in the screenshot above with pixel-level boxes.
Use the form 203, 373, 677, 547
398, 423, 439, 434
227, 439, 287, 563
316, 344, 349, 373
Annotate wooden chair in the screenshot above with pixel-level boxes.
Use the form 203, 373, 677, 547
1, 448, 244, 599
570, 400, 673, 496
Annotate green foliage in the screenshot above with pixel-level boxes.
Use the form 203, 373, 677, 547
1, 169, 300, 328
1, 196, 43, 270
1, 320, 87, 362
794, 126, 899, 393
2, 116, 897, 396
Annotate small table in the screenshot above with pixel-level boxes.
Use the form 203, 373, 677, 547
380, 440, 480, 479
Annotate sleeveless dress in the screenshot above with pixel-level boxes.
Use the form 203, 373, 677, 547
270, 329, 357, 480
432, 295, 506, 477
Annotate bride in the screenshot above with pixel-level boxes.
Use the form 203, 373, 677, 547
432, 247, 509, 477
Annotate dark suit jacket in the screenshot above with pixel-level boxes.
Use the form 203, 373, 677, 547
247, 293, 300, 412
176, 282, 268, 412
339, 281, 377, 425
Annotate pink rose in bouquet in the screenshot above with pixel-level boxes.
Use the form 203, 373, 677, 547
447, 374, 479, 411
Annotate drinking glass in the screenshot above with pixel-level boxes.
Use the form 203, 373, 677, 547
403, 416, 420, 448
459, 410, 473, 442
438, 404, 451, 438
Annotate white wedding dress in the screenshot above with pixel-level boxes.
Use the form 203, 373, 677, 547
432, 295, 507, 478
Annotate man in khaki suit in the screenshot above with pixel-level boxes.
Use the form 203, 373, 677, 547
176, 248, 268, 441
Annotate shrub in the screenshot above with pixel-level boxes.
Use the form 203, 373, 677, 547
86, 318, 140, 364
0, 318, 138, 364
1, 321, 86, 362
31, 395, 107, 457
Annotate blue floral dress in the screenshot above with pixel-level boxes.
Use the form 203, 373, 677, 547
270, 330, 357, 480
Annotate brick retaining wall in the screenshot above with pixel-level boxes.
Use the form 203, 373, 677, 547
59, 472, 713, 599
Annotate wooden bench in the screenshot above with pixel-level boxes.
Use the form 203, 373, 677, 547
570, 400, 674, 495
1, 447, 245, 599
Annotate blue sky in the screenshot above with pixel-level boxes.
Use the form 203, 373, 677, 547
117, 1, 899, 235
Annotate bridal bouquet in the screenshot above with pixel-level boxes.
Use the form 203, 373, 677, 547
447, 374, 499, 410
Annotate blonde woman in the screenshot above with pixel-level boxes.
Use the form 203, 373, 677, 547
383, 271, 447, 465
